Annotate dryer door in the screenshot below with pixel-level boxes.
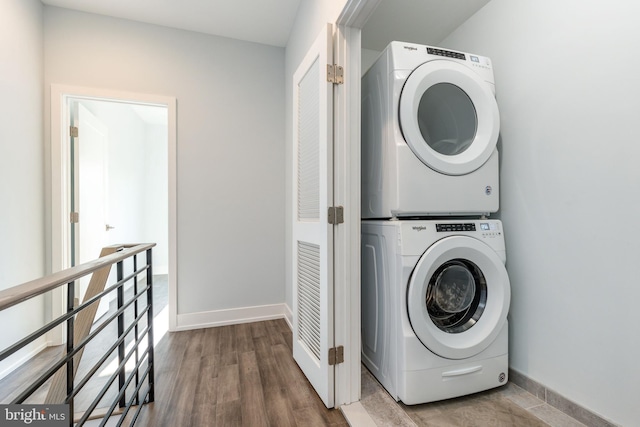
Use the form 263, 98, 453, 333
407, 236, 510, 359
399, 60, 500, 176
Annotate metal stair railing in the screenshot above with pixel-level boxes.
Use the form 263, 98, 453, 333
0, 243, 156, 426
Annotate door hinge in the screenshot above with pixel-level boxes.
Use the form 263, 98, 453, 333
328, 206, 344, 225
327, 64, 344, 85
328, 346, 344, 366
70, 212, 79, 223
70, 126, 78, 137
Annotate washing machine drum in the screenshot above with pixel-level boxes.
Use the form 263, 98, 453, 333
399, 60, 500, 176
407, 236, 510, 359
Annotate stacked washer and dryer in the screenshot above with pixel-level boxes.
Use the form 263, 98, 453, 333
361, 42, 511, 404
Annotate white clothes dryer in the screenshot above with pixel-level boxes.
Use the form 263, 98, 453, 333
361, 219, 510, 404
362, 42, 501, 218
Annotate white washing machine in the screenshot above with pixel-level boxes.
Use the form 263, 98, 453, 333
361, 219, 510, 404
362, 42, 501, 218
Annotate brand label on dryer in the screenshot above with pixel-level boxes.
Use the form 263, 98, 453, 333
411, 225, 427, 231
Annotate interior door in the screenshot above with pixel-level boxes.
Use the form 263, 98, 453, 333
292, 23, 335, 408
72, 101, 110, 317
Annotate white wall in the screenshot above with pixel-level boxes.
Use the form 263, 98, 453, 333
442, 1, 640, 425
79, 100, 169, 272
44, 7, 286, 319
0, 0, 46, 378
361, 48, 381, 76
284, 0, 348, 315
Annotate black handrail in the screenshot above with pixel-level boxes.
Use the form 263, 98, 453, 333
0, 243, 156, 426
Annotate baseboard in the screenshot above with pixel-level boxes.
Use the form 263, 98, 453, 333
284, 303, 293, 331
340, 401, 377, 427
153, 265, 168, 275
0, 337, 48, 382
508, 368, 618, 427
174, 303, 287, 331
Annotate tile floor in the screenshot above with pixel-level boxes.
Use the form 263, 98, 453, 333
359, 366, 587, 427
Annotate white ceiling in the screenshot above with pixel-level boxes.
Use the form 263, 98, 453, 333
40, 0, 302, 47
40, 0, 490, 51
362, 0, 492, 51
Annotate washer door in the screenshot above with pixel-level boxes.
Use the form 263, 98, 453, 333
399, 60, 500, 176
407, 236, 510, 359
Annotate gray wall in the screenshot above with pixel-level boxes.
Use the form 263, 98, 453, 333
44, 7, 286, 317
441, 1, 640, 424
0, 0, 46, 378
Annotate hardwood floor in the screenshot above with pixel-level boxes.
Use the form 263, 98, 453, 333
126, 319, 347, 427
0, 274, 345, 426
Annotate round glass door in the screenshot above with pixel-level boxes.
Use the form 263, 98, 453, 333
407, 236, 510, 359
426, 259, 487, 334
399, 60, 500, 176
418, 83, 477, 156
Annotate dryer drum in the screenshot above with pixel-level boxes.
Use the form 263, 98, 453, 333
425, 259, 487, 334
416, 83, 478, 156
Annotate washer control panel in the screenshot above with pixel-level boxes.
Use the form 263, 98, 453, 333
436, 223, 476, 232
435, 222, 502, 238
480, 222, 502, 238
427, 47, 466, 60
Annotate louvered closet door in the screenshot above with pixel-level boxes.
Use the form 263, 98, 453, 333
292, 23, 335, 408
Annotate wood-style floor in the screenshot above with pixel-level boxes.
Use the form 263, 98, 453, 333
0, 274, 346, 427
126, 319, 347, 427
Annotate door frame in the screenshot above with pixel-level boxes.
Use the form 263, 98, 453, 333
333, 0, 381, 406
48, 84, 178, 344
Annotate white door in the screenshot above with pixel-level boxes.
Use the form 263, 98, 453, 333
292, 23, 336, 408
72, 102, 110, 316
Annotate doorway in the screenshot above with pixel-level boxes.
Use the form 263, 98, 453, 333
71, 98, 169, 319
339, 0, 497, 412
49, 85, 178, 344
